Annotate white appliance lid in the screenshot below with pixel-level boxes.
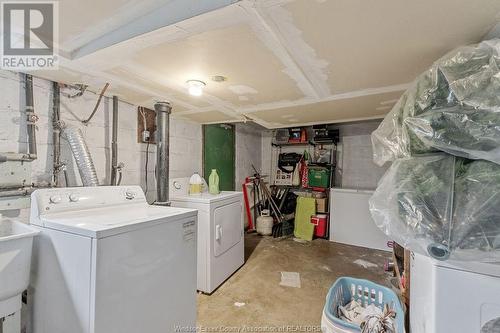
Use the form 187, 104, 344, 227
170, 191, 242, 204
433, 257, 500, 277
39, 205, 197, 238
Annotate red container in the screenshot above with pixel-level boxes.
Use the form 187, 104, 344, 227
311, 214, 328, 238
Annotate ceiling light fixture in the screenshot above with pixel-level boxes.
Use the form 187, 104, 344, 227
186, 80, 206, 96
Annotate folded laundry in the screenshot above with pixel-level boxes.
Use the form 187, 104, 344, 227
337, 299, 397, 333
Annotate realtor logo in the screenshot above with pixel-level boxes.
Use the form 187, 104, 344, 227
1, 1, 58, 70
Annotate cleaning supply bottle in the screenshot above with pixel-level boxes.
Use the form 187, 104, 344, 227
208, 169, 220, 195
189, 172, 203, 195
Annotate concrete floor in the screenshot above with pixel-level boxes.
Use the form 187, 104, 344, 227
197, 234, 392, 331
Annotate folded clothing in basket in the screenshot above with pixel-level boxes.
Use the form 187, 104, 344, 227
339, 300, 382, 326
338, 300, 397, 333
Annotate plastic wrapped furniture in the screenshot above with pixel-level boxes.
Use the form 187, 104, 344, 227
369, 154, 500, 261
372, 39, 500, 166
452, 159, 500, 260
321, 277, 405, 333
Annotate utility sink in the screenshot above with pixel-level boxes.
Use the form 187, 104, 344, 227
0, 215, 39, 318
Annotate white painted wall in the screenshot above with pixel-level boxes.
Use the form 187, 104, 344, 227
0, 70, 202, 218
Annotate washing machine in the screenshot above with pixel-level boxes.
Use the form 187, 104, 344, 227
29, 186, 197, 333
411, 252, 500, 333
170, 177, 244, 294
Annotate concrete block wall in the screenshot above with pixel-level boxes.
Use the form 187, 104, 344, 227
261, 130, 273, 181
235, 122, 263, 188
0, 69, 202, 217
334, 120, 388, 190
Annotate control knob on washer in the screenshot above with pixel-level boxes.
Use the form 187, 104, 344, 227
69, 193, 79, 202
125, 189, 136, 200
49, 195, 62, 204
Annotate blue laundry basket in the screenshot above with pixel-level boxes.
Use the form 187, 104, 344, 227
322, 277, 405, 333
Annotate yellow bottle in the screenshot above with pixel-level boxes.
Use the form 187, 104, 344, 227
209, 169, 220, 195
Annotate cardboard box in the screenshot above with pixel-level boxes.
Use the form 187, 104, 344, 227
316, 198, 327, 213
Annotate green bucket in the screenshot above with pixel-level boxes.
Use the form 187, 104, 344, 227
308, 168, 330, 188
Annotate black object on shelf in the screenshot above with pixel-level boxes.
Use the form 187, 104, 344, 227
277, 153, 302, 172
312, 125, 339, 144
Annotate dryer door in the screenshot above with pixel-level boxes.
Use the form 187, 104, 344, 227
213, 201, 242, 257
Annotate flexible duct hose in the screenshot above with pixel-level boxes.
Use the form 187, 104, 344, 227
64, 127, 99, 186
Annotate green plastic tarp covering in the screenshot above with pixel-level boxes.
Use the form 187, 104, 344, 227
369, 39, 500, 262
369, 154, 500, 261
372, 39, 500, 166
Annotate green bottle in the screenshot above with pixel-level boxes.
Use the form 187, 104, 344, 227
209, 169, 220, 194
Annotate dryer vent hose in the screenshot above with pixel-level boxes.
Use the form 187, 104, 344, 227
64, 127, 99, 187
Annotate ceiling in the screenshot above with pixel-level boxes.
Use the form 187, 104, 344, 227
29, 0, 500, 128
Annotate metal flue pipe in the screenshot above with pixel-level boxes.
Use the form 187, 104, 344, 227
110, 96, 119, 185
154, 101, 172, 206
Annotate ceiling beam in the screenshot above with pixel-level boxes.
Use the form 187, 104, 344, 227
238, 83, 409, 114
250, 2, 332, 99
239, 1, 321, 99
268, 114, 386, 129
56, 57, 204, 111
71, 0, 240, 59
119, 63, 245, 120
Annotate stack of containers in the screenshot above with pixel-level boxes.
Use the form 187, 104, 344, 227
369, 39, 500, 262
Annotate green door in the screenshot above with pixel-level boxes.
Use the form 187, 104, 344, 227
203, 124, 235, 191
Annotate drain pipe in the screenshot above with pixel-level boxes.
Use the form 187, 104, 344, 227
110, 96, 118, 185
154, 102, 172, 206
0, 74, 38, 164
52, 82, 62, 186
0, 153, 34, 162
0, 187, 34, 198
25, 74, 37, 160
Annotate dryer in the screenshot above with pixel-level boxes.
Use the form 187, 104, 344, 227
170, 178, 244, 294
